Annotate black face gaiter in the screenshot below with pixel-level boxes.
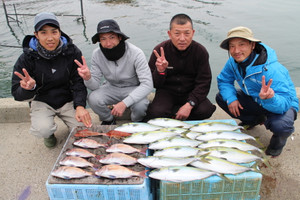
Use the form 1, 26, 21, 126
100, 40, 126, 61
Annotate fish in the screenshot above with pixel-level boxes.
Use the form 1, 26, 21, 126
66, 148, 97, 158
95, 164, 148, 179
194, 130, 256, 141
190, 121, 244, 132
73, 138, 108, 149
103, 130, 132, 139
114, 122, 162, 133
200, 147, 264, 164
99, 152, 138, 165
137, 156, 197, 168
148, 136, 201, 150
190, 156, 260, 175
123, 129, 182, 144
147, 118, 193, 128
149, 166, 217, 182
153, 146, 206, 158
106, 143, 147, 154
51, 166, 92, 179
59, 156, 95, 168
74, 130, 103, 137
197, 139, 263, 152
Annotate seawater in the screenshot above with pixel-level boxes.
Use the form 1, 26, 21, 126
1, 0, 300, 101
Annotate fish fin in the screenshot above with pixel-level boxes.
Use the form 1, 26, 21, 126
195, 152, 210, 160
181, 130, 192, 138
108, 175, 117, 179
139, 169, 149, 178
254, 137, 265, 148
18, 186, 31, 200
95, 155, 104, 160
140, 147, 148, 155
217, 173, 233, 183
250, 162, 264, 175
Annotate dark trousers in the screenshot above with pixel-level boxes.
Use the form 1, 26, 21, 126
216, 90, 297, 149
145, 89, 216, 121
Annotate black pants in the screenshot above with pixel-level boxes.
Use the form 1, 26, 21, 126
145, 89, 216, 121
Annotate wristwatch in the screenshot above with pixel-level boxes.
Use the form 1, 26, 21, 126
188, 100, 195, 107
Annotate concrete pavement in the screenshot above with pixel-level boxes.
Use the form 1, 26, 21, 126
0, 97, 300, 200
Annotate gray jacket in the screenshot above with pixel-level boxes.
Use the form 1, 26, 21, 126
85, 41, 153, 107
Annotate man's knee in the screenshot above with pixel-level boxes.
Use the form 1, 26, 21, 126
30, 121, 57, 138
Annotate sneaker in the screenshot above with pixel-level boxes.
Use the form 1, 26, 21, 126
265, 146, 283, 157
44, 134, 57, 148
101, 118, 116, 125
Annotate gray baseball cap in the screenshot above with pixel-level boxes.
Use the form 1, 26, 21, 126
34, 12, 60, 32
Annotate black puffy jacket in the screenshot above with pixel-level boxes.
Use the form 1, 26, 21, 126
11, 32, 87, 109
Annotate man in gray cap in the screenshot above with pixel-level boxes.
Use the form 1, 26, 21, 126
216, 26, 298, 156
75, 19, 153, 124
11, 12, 92, 148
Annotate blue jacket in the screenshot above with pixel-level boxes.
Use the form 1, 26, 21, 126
217, 43, 299, 114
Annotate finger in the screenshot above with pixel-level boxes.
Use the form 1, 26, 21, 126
81, 56, 87, 66
160, 47, 165, 59
74, 59, 83, 68
261, 75, 266, 87
22, 68, 31, 79
266, 78, 273, 89
14, 71, 25, 80
153, 50, 160, 59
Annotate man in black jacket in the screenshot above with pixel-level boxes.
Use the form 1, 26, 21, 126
146, 13, 216, 121
11, 12, 92, 148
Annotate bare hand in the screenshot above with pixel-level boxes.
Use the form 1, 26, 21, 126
228, 100, 243, 117
153, 47, 169, 73
75, 106, 92, 127
14, 68, 36, 90
75, 56, 91, 80
175, 103, 192, 120
259, 75, 274, 99
111, 101, 127, 117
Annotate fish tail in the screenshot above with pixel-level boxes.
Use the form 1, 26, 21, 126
140, 147, 148, 155
250, 162, 264, 175
138, 169, 149, 178
217, 173, 233, 183
254, 137, 265, 148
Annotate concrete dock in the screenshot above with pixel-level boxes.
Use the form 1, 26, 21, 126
1, 96, 300, 200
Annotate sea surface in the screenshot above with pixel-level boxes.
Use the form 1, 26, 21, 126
1, 0, 300, 101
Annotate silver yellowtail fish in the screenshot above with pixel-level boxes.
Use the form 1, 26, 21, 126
99, 152, 137, 165
123, 130, 181, 144
198, 139, 262, 153
148, 136, 201, 150
51, 166, 92, 179
153, 146, 203, 158
147, 118, 193, 129
201, 147, 264, 164
59, 156, 95, 168
194, 130, 256, 141
66, 148, 96, 158
114, 122, 161, 133
95, 164, 148, 179
137, 156, 197, 168
190, 122, 243, 132
73, 138, 107, 149
190, 156, 260, 175
149, 166, 217, 182
106, 143, 147, 154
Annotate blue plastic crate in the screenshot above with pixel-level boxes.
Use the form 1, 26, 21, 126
156, 119, 262, 200
46, 177, 153, 200
46, 125, 153, 200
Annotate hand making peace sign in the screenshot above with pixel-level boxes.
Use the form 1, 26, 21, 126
259, 75, 274, 99
14, 68, 36, 90
74, 56, 91, 81
153, 47, 169, 73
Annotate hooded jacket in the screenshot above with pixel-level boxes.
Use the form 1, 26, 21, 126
217, 43, 299, 114
11, 32, 87, 109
